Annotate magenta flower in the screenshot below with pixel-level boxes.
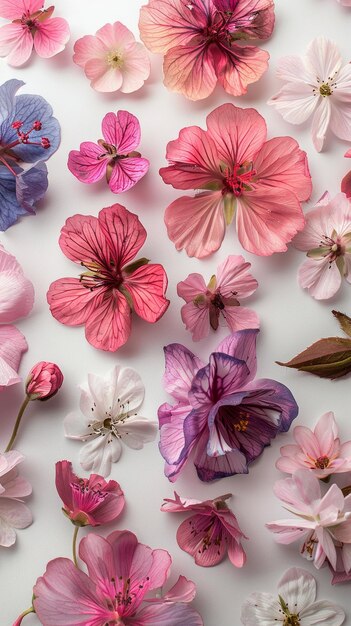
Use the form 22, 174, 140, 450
158, 329, 298, 482
177, 255, 259, 341
162, 492, 247, 567
73, 22, 150, 93
139, 0, 274, 101
47, 204, 169, 352
33, 530, 203, 625
68, 110, 149, 194
26, 361, 63, 400
160, 103, 312, 257
0, 450, 32, 547
0, 0, 70, 67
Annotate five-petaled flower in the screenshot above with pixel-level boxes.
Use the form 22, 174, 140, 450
0, 450, 32, 547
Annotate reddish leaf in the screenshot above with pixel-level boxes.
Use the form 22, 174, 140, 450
332, 310, 351, 338
277, 337, 351, 379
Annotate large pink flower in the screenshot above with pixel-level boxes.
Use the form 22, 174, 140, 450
0, 0, 70, 67
160, 103, 312, 257
46, 204, 169, 352
33, 530, 203, 625
139, 0, 274, 100
0, 450, 32, 547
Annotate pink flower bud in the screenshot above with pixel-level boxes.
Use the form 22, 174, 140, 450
26, 362, 63, 400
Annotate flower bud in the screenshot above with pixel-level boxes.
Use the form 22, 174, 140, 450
26, 362, 63, 401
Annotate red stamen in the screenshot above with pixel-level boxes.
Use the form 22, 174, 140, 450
33, 120, 42, 131
41, 137, 50, 149
11, 120, 23, 129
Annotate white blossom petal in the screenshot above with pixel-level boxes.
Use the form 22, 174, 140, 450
117, 417, 157, 449
241, 592, 282, 625
300, 600, 345, 625
64, 411, 94, 440
277, 568, 316, 613
79, 435, 122, 477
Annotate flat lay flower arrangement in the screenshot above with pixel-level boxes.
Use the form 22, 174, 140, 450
2, 0, 351, 624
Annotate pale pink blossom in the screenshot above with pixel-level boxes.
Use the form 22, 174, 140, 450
276, 412, 351, 479
74, 22, 150, 93
268, 37, 351, 152
0, 0, 70, 67
294, 192, 351, 300
177, 255, 259, 341
0, 450, 32, 547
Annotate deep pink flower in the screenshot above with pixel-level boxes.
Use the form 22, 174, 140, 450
177, 255, 259, 340
68, 110, 149, 194
139, 0, 274, 100
26, 361, 63, 400
0, 0, 70, 67
73, 22, 150, 93
162, 492, 247, 567
0, 450, 32, 547
33, 530, 203, 625
160, 103, 311, 257
47, 204, 169, 352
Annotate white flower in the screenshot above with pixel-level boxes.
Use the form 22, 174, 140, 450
64, 366, 157, 477
241, 567, 345, 626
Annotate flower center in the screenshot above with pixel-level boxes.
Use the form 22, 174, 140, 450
315, 455, 330, 469
106, 51, 124, 69
313, 74, 337, 97
70, 478, 109, 514
0, 119, 50, 176
283, 616, 300, 626
223, 163, 256, 197
319, 83, 332, 96
211, 293, 225, 310
233, 417, 249, 432
86, 398, 137, 442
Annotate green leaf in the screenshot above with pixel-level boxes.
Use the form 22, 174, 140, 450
277, 337, 351, 379
123, 257, 149, 275
332, 310, 351, 338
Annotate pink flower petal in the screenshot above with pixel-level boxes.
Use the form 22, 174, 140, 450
298, 257, 342, 300
314, 412, 338, 454
293, 192, 331, 251
108, 157, 149, 193
58, 213, 110, 265
139, 0, 203, 54
46, 278, 101, 326
67, 142, 107, 184
163, 42, 217, 100
0, 23, 33, 66
98, 204, 146, 267
216, 255, 258, 298
311, 98, 331, 153
123, 263, 169, 322
0, 499, 32, 547
102, 110, 141, 153
341, 170, 351, 199
294, 426, 320, 458
73, 34, 107, 68
306, 37, 342, 85
33, 17, 70, 58
119, 41, 150, 93
85, 58, 123, 93
177, 273, 207, 302
215, 43, 269, 97
84, 289, 131, 352
162, 343, 203, 402
223, 306, 260, 333
95, 21, 136, 49
180, 301, 210, 342
159, 402, 191, 466
268, 82, 318, 125
329, 94, 351, 143
0, 325, 27, 387
162, 575, 196, 603
227, 535, 246, 568
0, 0, 43, 19
0, 257, 34, 323
134, 602, 203, 625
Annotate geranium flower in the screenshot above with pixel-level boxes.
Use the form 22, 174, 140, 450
33, 530, 203, 625
177, 255, 259, 341
0, 450, 32, 547
158, 329, 298, 482
73, 22, 150, 93
266, 469, 351, 572
64, 365, 157, 477
276, 412, 351, 479
268, 37, 351, 152
294, 192, 351, 300
0, 0, 70, 67
0, 245, 34, 389
241, 567, 345, 626
47, 204, 169, 351
161, 492, 247, 567
139, 0, 274, 101
67, 110, 149, 194
0, 79, 60, 230
160, 103, 311, 257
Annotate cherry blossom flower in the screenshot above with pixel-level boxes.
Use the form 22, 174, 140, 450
158, 329, 298, 482
160, 103, 311, 257
0, 0, 70, 67
33, 530, 203, 625
276, 412, 351, 480
268, 37, 351, 152
0, 450, 32, 547
177, 255, 259, 341
241, 567, 345, 626
68, 110, 149, 194
73, 22, 150, 93
0, 79, 60, 230
64, 365, 157, 477
266, 469, 351, 572
0, 245, 34, 390
47, 204, 169, 351
294, 192, 351, 300
139, 0, 274, 101
26, 361, 63, 400
161, 492, 247, 567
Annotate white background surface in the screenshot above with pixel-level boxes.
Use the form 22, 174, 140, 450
1, 0, 351, 624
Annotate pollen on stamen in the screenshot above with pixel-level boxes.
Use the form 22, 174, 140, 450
11, 120, 23, 129
41, 137, 51, 149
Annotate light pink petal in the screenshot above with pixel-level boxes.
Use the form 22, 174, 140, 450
222, 306, 260, 333
108, 157, 149, 193
0, 265, 34, 323
0, 325, 27, 387
216, 255, 258, 298
293, 192, 332, 251
33, 17, 70, 58
294, 426, 320, 458
215, 44, 270, 97
58, 213, 110, 265
0, 24, 33, 66
300, 601, 345, 626
138, 0, 204, 54
266, 520, 314, 544
274, 469, 321, 509
78, 533, 115, 585
0, 0, 43, 18
98, 204, 146, 268
95, 21, 135, 49
162, 342, 203, 401
176, 513, 227, 566
311, 98, 331, 153
330, 98, 351, 143
80, 436, 122, 477
85, 59, 123, 93
315, 526, 337, 570
133, 602, 203, 625
306, 37, 342, 83
180, 301, 209, 342
298, 257, 342, 300
162, 576, 196, 603
275, 54, 316, 84
314, 412, 338, 454
120, 41, 150, 93
277, 567, 316, 611
102, 110, 141, 153
227, 536, 246, 568
118, 417, 157, 450
67, 142, 107, 184
0, 499, 32, 547
332, 521, 351, 545
163, 43, 217, 101
73, 34, 107, 68
47, 278, 102, 327
177, 273, 207, 302
268, 82, 318, 124
342, 170, 351, 199
84, 289, 131, 352
123, 263, 169, 323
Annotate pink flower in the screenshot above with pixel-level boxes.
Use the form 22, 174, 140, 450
276, 412, 351, 480
0, 245, 34, 389
160, 103, 311, 257
266, 469, 351, 572
161, 492, 247, 567
177, 255, 259, 341
47, 204, 169, 352
0, 0, 70, 67
139, 0, 274, 101
33, 530, 203, 625
55, 460, 125, 527
294, 192, 351, 300
26, 361, 63, 400
268, 37, 351, 152
67, 110, 149, 194
73, 22, 150, 93
341, 149, 351, 198
0, 450, 32, 547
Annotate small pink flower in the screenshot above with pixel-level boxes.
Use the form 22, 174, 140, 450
68, 110, 149, 194
162, 492, 247, 568
276, 412, 351, 479
26, 361, 63, 400
177, 255, 259, 341
294, 192, 351, 300
73, 22, 150, 93
0, 450, 32, 547
0, 0, 70, 67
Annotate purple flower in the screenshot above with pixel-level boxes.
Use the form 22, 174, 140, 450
158, 330, 298, 482
0, 79, 60, 230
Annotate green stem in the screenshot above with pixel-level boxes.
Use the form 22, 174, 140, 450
72, 525, 79, 567
5, 396, 31, 452
16, 607, 35, 624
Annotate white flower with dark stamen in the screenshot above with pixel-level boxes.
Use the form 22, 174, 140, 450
64, 366, 157, 477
